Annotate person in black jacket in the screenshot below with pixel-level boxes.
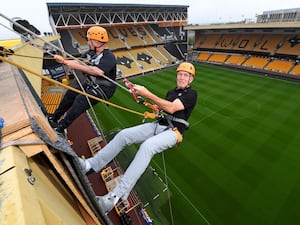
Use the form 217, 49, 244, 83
48, 26, 116, 134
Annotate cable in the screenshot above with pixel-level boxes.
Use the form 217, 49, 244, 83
0, 18, 149, 134
162, 152, 175, 225
0, 49, 86, 61
0, 20, 110, 131
0, 13, 129, 93
0, 17, 159, 121
0, 56, 155, 119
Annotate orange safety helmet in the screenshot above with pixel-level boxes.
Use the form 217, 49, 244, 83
86, 26, 109, 43
176, 62, 195, 76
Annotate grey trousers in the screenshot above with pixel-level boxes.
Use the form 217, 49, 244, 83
87, 122, 178, 199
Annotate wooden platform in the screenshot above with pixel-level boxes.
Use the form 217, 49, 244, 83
0, 61, 103, 225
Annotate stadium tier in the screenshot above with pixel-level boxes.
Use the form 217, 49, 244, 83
2, 3, 300, 225
45, 3, 189, 79
187, 9, 300, 79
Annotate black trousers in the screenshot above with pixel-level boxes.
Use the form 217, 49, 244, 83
53, 84, 104, 128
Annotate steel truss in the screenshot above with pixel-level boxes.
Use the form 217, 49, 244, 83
47, 3, 188, 30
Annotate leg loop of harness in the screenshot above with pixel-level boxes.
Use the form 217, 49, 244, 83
173, 127, 183, 145
85, 81, 108, 102
160, 115, 183, 145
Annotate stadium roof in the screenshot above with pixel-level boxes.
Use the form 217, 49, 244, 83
47, 2, 188, 11
184, 22, 300, 31
47, 3, 189, 29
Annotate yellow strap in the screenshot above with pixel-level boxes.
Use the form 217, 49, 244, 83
172, 127, 183, 144
143, 111, 158, 119
0, 56, 155, 119
0, 50, 86, 61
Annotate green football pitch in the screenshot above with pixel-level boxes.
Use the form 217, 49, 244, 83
92, 63, 300, 225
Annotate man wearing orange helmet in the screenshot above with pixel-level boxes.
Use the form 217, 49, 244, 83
78, 62, 197, 215
48, 26, 116, 134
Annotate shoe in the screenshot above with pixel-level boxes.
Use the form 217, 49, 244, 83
47, 114, 58, 128
97, 192, 118, 214
54, 122, 65, 134
78, 157, 95, 175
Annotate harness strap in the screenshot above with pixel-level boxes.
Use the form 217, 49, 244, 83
164, 114, 189, 129
84, 77, 109, 101
172, 127, 183, 144
160, 114, 186, 144
90, 83, 108, 101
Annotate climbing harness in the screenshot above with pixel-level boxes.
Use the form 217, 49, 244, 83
0, 56, 154, 120
123, 78, 187, 144
0, 15, 160, 122
0, 13, 128, 93
0, 12, 181, 224
0, 15, 159, 123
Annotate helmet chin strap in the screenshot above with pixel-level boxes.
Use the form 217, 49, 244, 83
92, 42, 105, 52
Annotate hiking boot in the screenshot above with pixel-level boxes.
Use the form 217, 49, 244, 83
97, 192, 119, 214
47, 114, 58, 128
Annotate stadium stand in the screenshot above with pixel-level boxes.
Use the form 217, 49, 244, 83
146, 46, 169, 65
116, 26, 145, 48
265, 59, 295, 73
231, 34, 264, 51
226, 54, 247, 65
42, 3, 189, 225
252, 34, 286, 53
114, 50, 144, 77
197, 52, 211, 61
290, 64, 300, 75
135, 25, 156, 45
208, 53, 228, 63
276, 34, 300, 55
188, 7, 300, 80
157, 45, 177, 64
194, 34, 221, 49
129, 47, 163, 71
145, 25, 162, 44
215, 34, 240, 50
106, 27, 128, 50
59, 30, 80, 56
243, 56, 269, 69
53, 8, 186, 77
69, 29, 88, 47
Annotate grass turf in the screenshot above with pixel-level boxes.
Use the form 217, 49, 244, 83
92, 63, 300, 225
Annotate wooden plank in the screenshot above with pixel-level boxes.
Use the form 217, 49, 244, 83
11, 65, 58, 142
0, 63, 31, 137
1, 126, 33, 143
41, 146, 103, 225
20, 144, 47, 158
77, 203, 98, 225
2, 132, 45, 157
0, 63, 58, 143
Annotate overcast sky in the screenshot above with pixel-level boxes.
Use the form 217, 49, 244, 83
0, 0, 299, 40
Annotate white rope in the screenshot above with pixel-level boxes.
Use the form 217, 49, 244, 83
0, 19, 121, 136
0, 12, 129, 93
162, 151, 175, 225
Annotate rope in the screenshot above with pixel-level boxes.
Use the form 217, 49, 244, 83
0, 21, 114, 134
0, 18, 151, 126
0, 49, 86, 61
162, 152, 175, 225
0, 14, 129, 93
0, 56, 157, 119
1, 12, 175, 224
